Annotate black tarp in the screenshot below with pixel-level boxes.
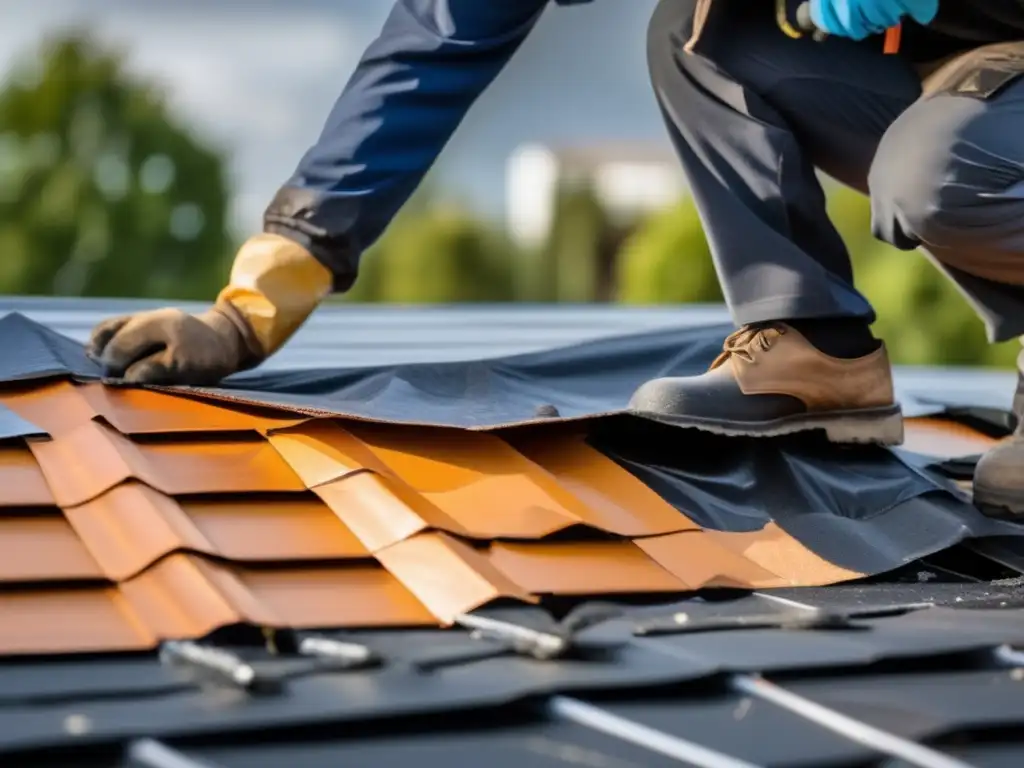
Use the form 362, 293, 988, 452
0, 311, 1002, 427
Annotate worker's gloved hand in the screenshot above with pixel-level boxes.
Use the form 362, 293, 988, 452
810, 0, 939, 40
88, 303, 261, 386
87, 233, 334, 386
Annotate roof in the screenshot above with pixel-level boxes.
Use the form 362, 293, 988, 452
3, 298, 1024, 765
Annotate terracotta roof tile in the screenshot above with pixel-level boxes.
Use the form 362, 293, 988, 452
509, 432, 701, 535
314, 472, 469, 551
706, 525, 863, 587
0, 380, 301, 436
0, 514, 102, 582
0, 557, 437, 656
489, 541, 689, 594
323, 423, 588, 538
237, 563, 436, 628
377, 533, 537, 623
0, 444, 54, 506
65, 483, 370, 580
0, 587, 157, 655
0, 380, 965, 657
120, 554, 281, 639
635, 531, 783, 589
30, 421, 305, 506
267, 421, 391, 486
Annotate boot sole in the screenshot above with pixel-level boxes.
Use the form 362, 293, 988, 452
972, 483, 1024, 521
632, 405, 905, 446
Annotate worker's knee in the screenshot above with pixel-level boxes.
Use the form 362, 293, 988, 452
870, 89, 1024, 254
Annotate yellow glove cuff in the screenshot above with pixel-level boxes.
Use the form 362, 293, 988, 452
216, 233, 333, 357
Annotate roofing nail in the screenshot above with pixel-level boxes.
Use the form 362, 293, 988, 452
298, 635, 379, 668
127, 739, 225, 768
159, 640, 280, 694
455, 613, 568, 660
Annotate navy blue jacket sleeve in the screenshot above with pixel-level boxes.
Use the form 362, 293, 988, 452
263, 0, 552, 290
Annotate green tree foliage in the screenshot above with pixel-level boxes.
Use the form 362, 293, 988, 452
615, 198, 722, 304
541, 183, 602, 302
526, 182, 630, 303
0, 32, 233, 299
357, 203, 516, 303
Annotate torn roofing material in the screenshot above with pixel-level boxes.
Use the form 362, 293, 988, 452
0, 311, 1022, 657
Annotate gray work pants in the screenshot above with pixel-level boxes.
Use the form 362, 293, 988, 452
648, 0, 1024, 342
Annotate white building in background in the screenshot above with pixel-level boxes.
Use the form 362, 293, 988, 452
505, 141, 687, 249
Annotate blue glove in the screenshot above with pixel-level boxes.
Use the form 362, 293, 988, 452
810, 0, 938, 40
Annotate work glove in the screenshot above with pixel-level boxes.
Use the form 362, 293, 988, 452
810, 0, 938, 41
88, 233, 333, 386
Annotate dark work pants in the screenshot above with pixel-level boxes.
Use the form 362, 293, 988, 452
648, 0, 1024, 343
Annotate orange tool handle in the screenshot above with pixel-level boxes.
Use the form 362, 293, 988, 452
883, 23, 902, 54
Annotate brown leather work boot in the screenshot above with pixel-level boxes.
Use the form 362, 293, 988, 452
627, 322, 904, 445
973, 352, 1024, 519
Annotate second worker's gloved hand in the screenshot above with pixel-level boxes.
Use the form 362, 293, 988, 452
810, 0, 938, 40
87, 233, 333, 386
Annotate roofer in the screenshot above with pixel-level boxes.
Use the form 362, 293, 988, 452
87, 0, 1024, 518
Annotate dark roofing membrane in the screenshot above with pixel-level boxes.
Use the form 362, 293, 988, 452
3, 299, 1024, 766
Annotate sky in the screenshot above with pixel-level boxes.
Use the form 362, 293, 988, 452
1, 0, 668, 236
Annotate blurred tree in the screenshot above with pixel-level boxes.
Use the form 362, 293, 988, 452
371, 202, 516, 303
0, 31, 233, 299
615, 198, 723, 304
530, 181, 627, 303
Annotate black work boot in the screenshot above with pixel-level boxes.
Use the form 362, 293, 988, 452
627, 322, 904, 445
974, 347, 1024, 518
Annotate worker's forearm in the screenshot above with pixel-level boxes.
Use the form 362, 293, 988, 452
263, 0, 550, 290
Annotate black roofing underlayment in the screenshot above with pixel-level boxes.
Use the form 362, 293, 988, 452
8, 311, 1024, 765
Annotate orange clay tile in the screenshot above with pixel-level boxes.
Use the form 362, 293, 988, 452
0, 444, 55, 506
238, 562, 436, 628
338, 423, 598, 538
266, 421, 696, 541
509, 432, 701, 536
903, 417, 999, 459
635, 531, 784, 590
0, 556, 436, 656
376, 532, 537, 623
0, 588, 158, 655
29, 421, 305, 506
123, 554, 434, 636
121, 554, 284, 638
266, 420, 392, 486
705, 524, 864, 587
0, 380, 302, 436
0, 515, 102, 582
181, 496, 370, 562
65, 483, 370, 581
488, 540, 689, 595
314, 471, 468, 551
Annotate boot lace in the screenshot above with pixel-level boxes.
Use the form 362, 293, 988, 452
710, 322, 786, 369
